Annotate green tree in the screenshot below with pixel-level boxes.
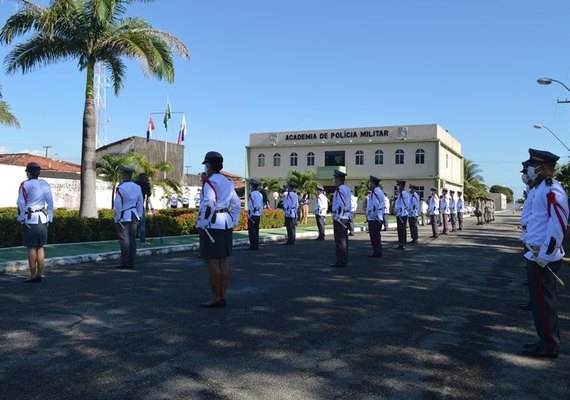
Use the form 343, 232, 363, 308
0, 0, 189, 217
0, 83, 19, 128
555, 162, 570, 195
129, 152, 180, 202
95, 153, 136, 208
259, 177, 281, 193
489, 184, 513, 203
463, 159, 487, 203
355, 179, 370, 200
286, 170, 317, 196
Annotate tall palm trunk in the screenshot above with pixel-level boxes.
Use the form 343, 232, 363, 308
79, 62, 98, 217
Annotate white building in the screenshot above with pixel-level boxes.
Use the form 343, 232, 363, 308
246, 123, 463, 200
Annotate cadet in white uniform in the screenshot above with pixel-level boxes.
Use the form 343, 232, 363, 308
331, 170, 352, 267
197, 151, 241, 308
449, 190, 457, 232
366, 175, 385, 257
17, 162, 54, 283
428, 187, 439, 238
394, 180, 410, 250
522, 149, 568, 358
283, 182, 299, 245
114, 166, 144, 269
314, 185, 328, 240
440, 188, 450, 234
246, 178, 263, 250
456, 191, 464, 230
408, 184, 420, 244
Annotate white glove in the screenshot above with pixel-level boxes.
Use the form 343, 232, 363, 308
197, 219, 208, 229
535, 257, 549, 268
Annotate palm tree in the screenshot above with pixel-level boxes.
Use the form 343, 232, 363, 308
0, 83, 19, 128
0, 0, 190, 217
355, 179, 370, 200
129, 151, 180, 201
95, 153, 135, 208
555, 162, 570, 195
286, 170, 317, 196
463, 159, 487, 203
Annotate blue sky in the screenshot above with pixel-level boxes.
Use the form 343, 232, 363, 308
2, 0, 570, 200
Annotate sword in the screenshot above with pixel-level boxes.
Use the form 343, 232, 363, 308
335, 219, 348, 229
204, 228, 215, 244
525, 244, 565, 287
248, 216, 257, 225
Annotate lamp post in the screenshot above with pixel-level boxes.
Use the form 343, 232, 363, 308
537, 77, 570, 103
533, 124, 570, 152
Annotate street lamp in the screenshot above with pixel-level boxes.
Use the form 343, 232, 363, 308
533, 124, 570, 152
537, 77, 570, 103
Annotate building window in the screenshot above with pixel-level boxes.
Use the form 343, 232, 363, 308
307, 152, 315, 166
374, 150, 384, 165
355, 150, 364, 165
258, 153, 265, 167
417, 186, 425, 201
290, 152, 298, 167
415, 149, 425, 164
324, 151, 345, 166
395, 149, 405, 165
273, 153, 281, 167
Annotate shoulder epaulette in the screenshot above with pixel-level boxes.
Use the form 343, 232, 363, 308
545, 177, 553, 186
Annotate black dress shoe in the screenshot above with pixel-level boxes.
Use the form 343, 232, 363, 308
395, 245, 405, 250
429, 235, 438, 238
330, 264, 346, 268
522, 348, 558, 358
409, 240, 418, 244
520, 303, 531, 311
200, 299, 226, 308
23, 276, 40, 283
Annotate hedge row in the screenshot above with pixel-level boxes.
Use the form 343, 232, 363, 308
0, 208, 285, 248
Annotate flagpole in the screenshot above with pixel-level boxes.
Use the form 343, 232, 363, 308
164, 96, 169, 179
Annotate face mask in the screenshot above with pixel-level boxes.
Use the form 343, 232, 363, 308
204, 164, 209, 174
521, 174, 529, 185
527, 165, 540, 181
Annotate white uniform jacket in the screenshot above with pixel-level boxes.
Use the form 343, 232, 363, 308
314, 193, 328, 217
456, 197, 464, 213
449, 196, 457, 213
333, 184, 352, 221
197, 173, 241, 230
247, 190, 264, 217
17, 179, 54, 224
440, 195, 450, 215
283, 191, 299, 218
395, 191, 410, 217
408, 192, 420, 217
524, 177, 569, 262
429, 194, 440, 216
114, 181, 144, 223
367, 187, 385, 222
520, 185, 535, 243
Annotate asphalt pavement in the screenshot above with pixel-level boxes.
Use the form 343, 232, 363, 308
0, 213, 569, 399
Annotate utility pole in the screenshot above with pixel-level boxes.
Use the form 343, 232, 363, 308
43, 145, 52, 158
185, 165, 191, 174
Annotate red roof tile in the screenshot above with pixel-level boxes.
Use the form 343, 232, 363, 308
0, 153, 81, 173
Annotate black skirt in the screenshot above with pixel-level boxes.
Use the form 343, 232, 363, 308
201, 228, 233, 259
22, 222, 48, 247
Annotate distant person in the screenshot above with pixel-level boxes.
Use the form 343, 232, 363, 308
194, 189, 201, 208
394, 180, 410, 250
283, 182, 299, 244
420, 198, 428, 226
170, 193, 179, 209
456, 191, 464, 230
17, 162, 54, 283
300, 192, 310, 224
331, 169, 352, 268
260, 183, 271, 209
197, 151, 241, 308
408, 184, 419, 244
366, 176, 385, 257
114, 166, 144, 269
134, 173, 151, 244
428, 187, 440, 238
314, 185, 328, 240
181, 188, 190, 208
383, 193, 390, 231
349, 190, 358, 236
246, 178, 263, 250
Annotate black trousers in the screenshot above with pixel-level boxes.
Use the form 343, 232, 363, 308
315, 215, 326, 239
284, 217, 296, 244
450, 213, 457, 230
333, 219, 350, 265
396, 215, 408, 247
430, 215, 438, 237
457, 212, 463, 229
368, 220, 382, 255
116, 217, 138, 267
248, 215, 261, 249
408, 216, 418, 241
527, 259, 561, 352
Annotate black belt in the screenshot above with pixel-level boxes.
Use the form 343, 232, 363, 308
215, 208, 230, 213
